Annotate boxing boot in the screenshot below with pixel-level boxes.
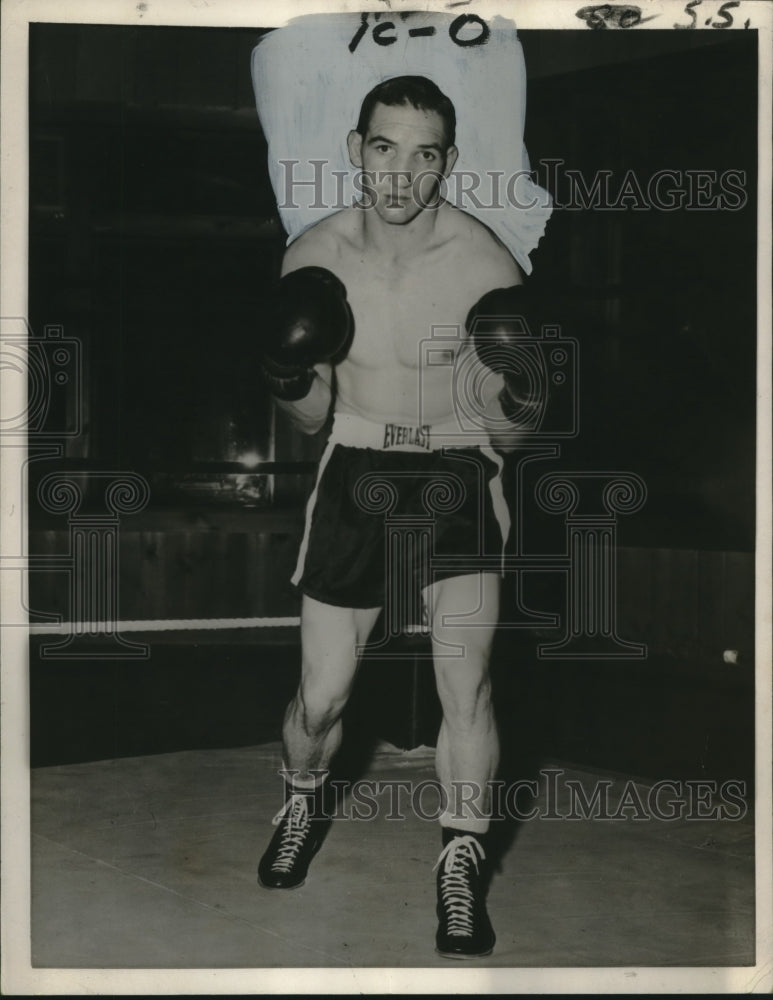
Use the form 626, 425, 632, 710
434, 827, 496, 959
257, 773, 332, 890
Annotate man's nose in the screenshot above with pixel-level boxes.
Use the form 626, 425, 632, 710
391, 157, 413, 184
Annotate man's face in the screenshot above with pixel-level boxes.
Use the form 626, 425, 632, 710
347, 101, 458, 225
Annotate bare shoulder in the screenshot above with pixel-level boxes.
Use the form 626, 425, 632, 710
280, 211, 355, 276
444, 205, 523, 287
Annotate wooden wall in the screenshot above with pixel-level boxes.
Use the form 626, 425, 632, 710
615, 547, 753, 666
29, 513, 754, 668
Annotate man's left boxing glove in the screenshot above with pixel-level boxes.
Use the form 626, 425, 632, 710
261, 266, 354, 401
465, 284, 542, 422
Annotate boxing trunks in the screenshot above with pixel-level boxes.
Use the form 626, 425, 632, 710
292, 412, 510, 609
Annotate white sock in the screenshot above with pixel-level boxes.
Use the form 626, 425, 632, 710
280, 765, 327, 791
438, 810, 490, 836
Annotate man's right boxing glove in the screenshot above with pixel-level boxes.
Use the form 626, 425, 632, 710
261, 266, 354, 401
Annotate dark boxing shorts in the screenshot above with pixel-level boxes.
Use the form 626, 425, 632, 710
292, 413, 510, 609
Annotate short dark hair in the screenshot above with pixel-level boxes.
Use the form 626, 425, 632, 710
355, 75, 456, 148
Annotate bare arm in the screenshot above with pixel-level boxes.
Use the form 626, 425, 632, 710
273, 363, 333, 434
481, 386, 526, 454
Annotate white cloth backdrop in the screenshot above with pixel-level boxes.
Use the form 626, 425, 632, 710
251, 11, 552, 274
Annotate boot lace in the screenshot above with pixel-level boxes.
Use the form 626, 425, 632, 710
269, 793, 312, 873
434, 835, 486, 937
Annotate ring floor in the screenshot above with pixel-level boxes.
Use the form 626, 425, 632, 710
31, 741, 754, 969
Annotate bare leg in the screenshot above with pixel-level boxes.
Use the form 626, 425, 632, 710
427, 572, 500, 958
282, 594, 381, 779
259, 595, 380, 889
426, 573, 500, 830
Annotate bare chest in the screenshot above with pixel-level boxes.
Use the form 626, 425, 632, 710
339, 252, 477, 369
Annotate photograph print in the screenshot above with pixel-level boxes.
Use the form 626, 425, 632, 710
2, 0, 770, 993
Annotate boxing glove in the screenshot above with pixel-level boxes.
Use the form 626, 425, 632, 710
465, 285, 542, 422
262, 266, 354, 401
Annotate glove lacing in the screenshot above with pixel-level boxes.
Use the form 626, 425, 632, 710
434, 835, 486, 937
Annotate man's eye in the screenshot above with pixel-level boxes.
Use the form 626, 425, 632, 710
421, 151, 436, 161
376, 145, 391, 154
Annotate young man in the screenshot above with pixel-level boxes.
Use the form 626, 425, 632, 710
257, 75, 533, 959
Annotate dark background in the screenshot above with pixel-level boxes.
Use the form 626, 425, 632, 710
27, 24, 756, 792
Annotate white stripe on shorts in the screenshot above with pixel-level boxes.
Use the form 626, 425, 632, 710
480, 444, 511, 575
291, 436, 337, 588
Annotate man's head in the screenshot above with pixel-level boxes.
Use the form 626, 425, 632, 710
347, 76, 458, 224
355, 76, 456, 148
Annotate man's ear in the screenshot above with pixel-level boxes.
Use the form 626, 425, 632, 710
347, 129, 363, 168
443, 145, 459, 178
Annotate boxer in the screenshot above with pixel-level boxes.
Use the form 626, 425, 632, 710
257, 75, 539, 959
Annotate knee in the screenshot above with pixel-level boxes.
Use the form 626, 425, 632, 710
293, 674, 349, 737
436, 667, 494, 731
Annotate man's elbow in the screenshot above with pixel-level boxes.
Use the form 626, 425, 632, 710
294, 412, 329, 436
487, 428, 523, 453
273, 375, 332, 434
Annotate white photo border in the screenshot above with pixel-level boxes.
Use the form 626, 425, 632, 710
2, 0, 771, 993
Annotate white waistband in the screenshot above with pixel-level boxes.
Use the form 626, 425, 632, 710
328, 411, 487, 452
